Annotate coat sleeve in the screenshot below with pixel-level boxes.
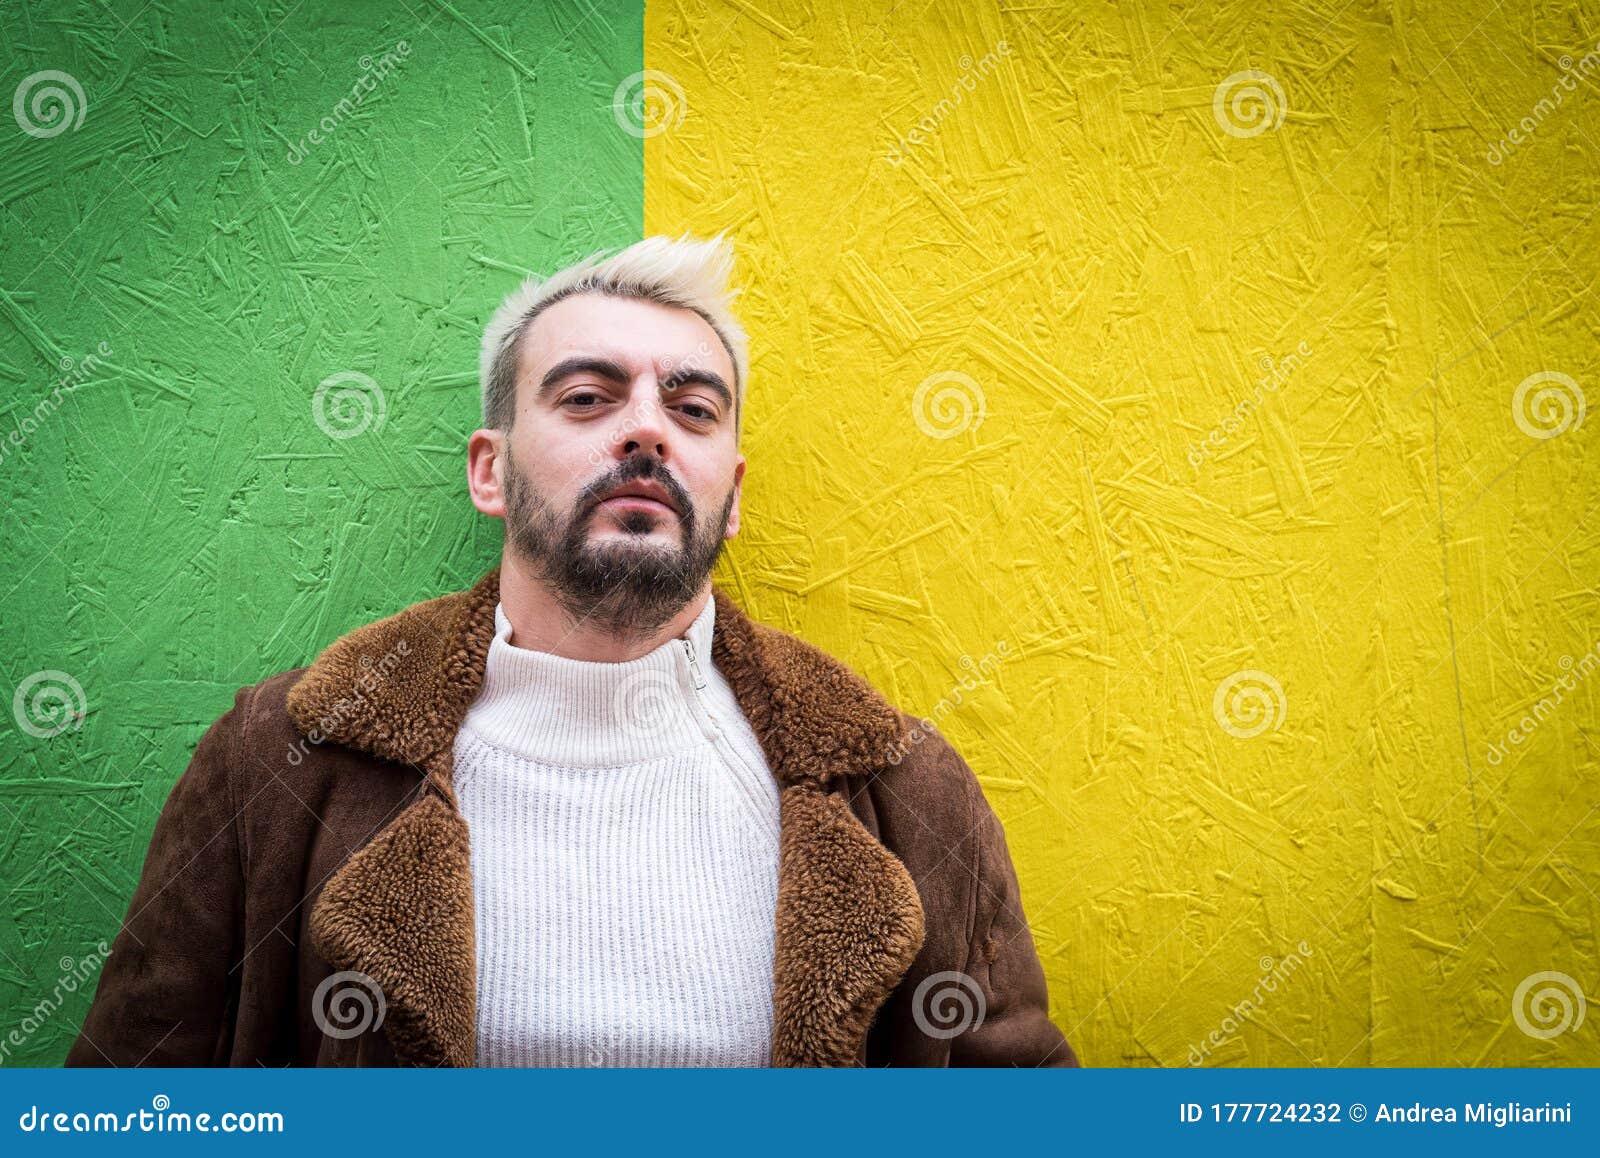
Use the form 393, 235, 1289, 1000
949, 767, 1081, 1067
64, 689, 249, 1066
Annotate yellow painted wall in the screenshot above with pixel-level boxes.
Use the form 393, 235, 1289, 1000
646, 2, 1598, 1065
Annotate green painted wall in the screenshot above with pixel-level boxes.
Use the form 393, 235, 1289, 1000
0, 0, 642, 1064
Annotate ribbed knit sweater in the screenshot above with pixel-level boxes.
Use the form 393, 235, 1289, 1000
453, 593, 781, 1067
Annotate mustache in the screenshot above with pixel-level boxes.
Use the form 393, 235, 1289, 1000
580, 457, 692, 519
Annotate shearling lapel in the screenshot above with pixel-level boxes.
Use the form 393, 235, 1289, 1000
287, 566, 924, 1068
287, 569, 499, 1068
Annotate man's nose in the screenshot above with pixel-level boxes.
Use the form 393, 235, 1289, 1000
615, 382, 668, 460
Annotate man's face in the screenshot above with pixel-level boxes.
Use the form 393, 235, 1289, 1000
485, 292, 744, 634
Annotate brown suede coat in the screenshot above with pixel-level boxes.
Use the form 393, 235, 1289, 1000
66, 567, 1078, 1068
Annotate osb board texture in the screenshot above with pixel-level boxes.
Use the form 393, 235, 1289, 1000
0, 0, 1594, 1071
645, 1, 1598, 1065
0, 0, 642, 1064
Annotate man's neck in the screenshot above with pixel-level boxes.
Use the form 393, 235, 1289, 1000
495, 550, 711, 662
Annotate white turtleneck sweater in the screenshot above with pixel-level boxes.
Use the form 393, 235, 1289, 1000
453, 593, 781, 1067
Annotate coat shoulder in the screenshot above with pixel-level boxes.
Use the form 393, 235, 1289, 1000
196, 664, 309, 767
212, 665, 316, 786
876, 707, 990, 808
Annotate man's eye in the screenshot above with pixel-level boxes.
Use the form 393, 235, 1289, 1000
564, 392, 603, 408
677, 403, 715, 421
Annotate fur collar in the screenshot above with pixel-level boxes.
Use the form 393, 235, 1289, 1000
285, 566, 924, 1067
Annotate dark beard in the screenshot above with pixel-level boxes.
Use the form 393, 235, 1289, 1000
502, 448, 736, 639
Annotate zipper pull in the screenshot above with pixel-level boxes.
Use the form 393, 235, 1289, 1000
681, 636, 708, 690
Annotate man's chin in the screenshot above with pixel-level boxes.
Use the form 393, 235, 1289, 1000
572, 538, 690, 581
583, 529, 680, 558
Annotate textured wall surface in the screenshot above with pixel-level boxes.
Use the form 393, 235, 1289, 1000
645, 1, 1597, 1065
0, 0, 641, 1064
2, 0, 1595, 1068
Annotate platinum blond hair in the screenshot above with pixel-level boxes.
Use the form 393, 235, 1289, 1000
478, 232, 749, 436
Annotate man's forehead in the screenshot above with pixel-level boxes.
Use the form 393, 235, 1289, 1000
520, 293, 734, 379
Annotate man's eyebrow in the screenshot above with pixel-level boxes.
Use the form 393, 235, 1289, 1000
536, 356, 631, 399
659, 366, 733, 412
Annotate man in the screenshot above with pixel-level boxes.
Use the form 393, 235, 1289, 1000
67, 234, 1078, 1068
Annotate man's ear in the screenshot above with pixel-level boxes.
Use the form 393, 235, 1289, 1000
723, 455, 745, 540
467, 429, 508, 519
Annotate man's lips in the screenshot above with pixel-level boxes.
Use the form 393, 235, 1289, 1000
599, 494, 674, 514
594, 480, 681, 516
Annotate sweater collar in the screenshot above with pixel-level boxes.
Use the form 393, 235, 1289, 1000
461, 593, 717, 767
